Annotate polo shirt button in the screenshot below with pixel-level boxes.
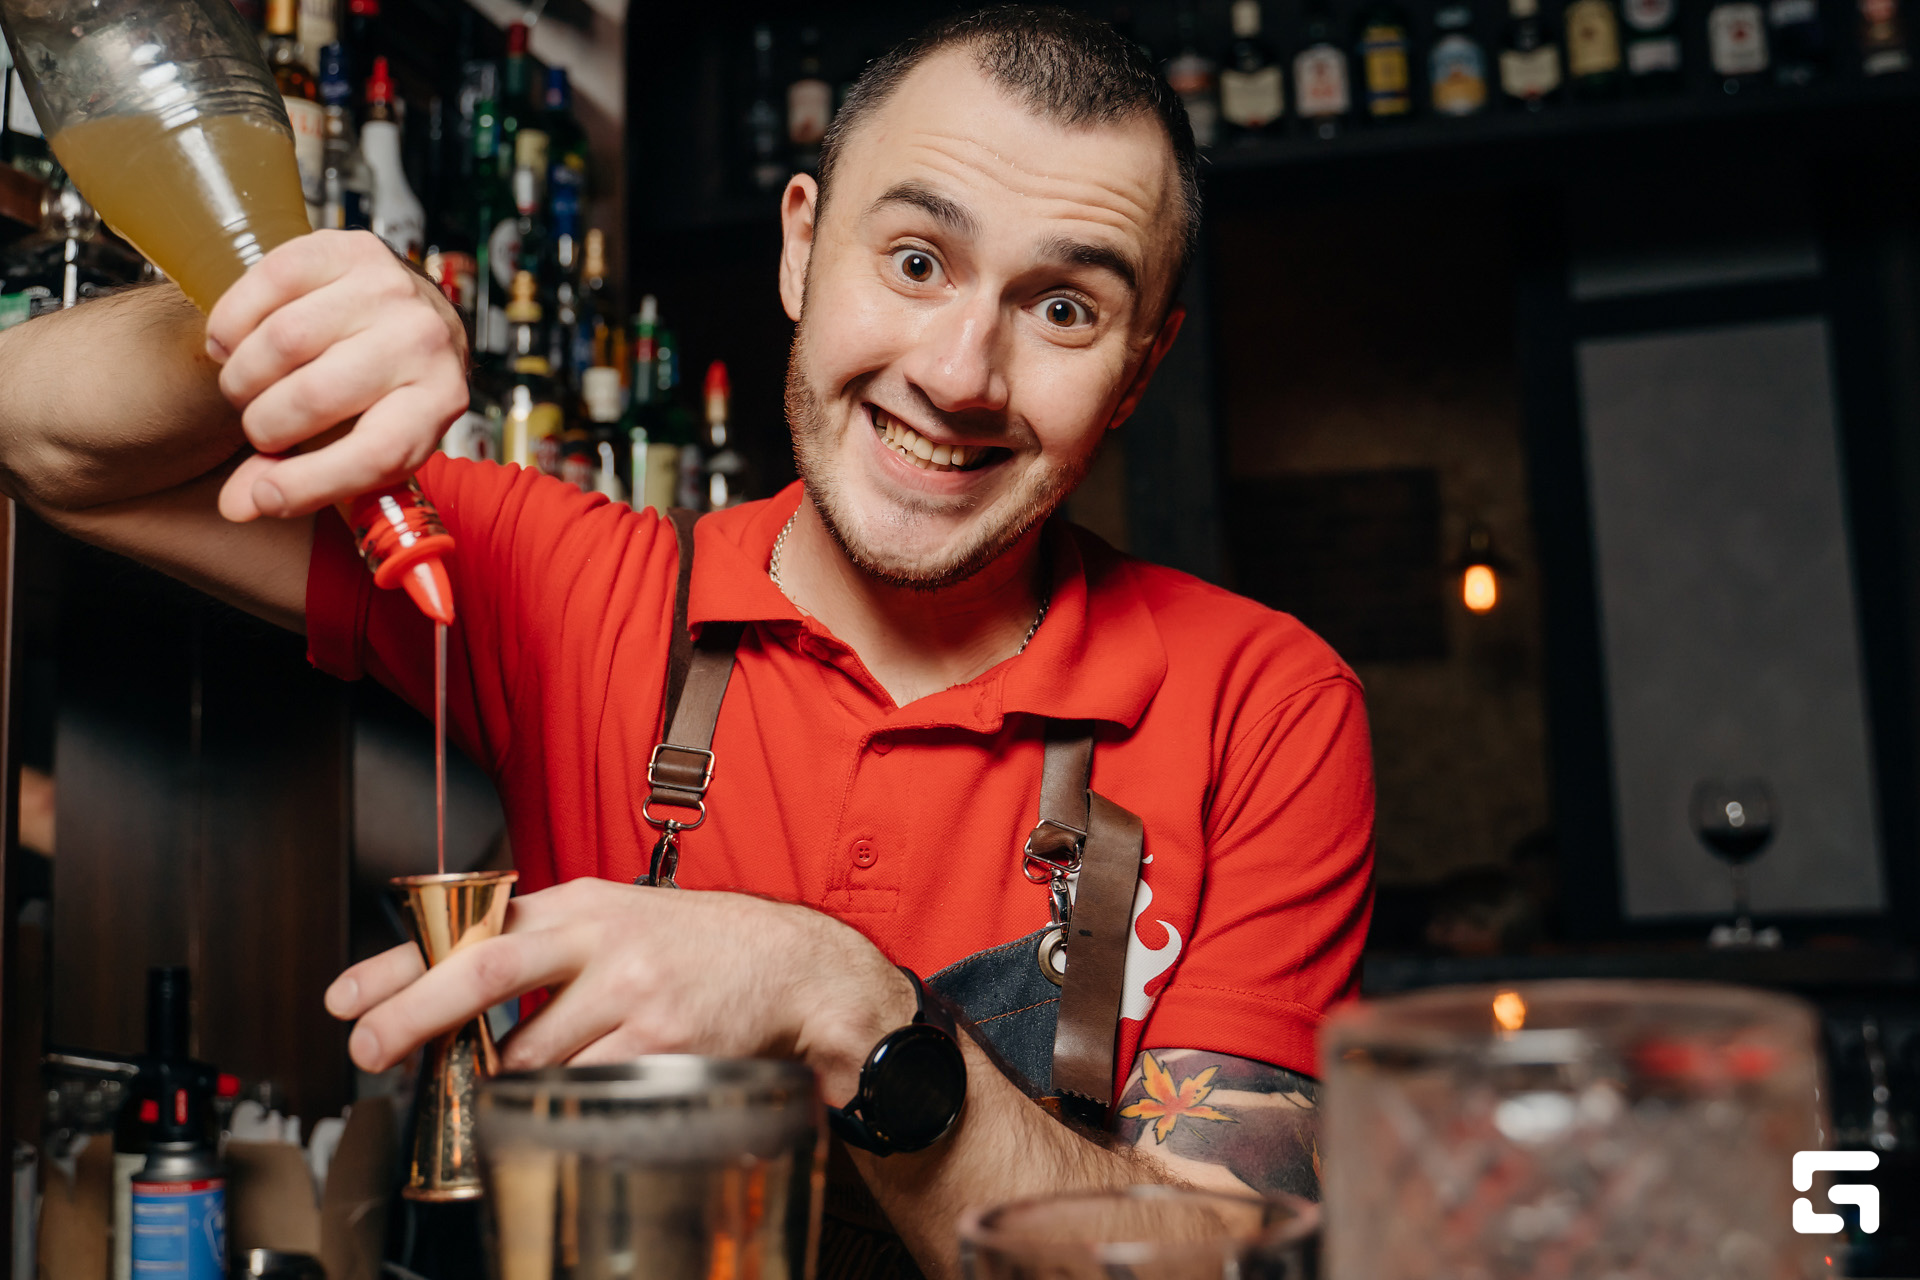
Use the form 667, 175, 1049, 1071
870, 735, 892, 755
852, 839, 877, 868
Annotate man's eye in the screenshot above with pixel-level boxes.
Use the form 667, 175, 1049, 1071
893, 249, 937, 283
1041, 296, 1092, 328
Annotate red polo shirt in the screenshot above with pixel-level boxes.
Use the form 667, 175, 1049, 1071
308, 457, 1374, 1094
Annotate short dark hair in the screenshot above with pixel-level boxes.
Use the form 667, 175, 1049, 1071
815, 5, 1202, 292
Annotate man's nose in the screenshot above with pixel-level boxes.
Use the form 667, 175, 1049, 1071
901, 294, 1010, 417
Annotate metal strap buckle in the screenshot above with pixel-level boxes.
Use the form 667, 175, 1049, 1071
647, 743, 716, 794
1022, 817, 1087, 883
641, 797, 707, 831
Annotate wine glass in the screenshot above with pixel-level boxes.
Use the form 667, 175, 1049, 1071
1691, 777, 1781, 949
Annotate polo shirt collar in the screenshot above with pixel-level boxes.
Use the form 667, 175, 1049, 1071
686, 482, 1168, 730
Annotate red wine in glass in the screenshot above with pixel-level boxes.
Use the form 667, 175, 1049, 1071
1692, 778, 1776, 946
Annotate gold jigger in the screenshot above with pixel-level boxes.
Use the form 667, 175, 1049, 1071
391, 870, 519, 1202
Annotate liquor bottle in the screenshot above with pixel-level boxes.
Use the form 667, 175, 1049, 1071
1861, 0, 1911, 72
623, 297, 675, 512
502, 271, 563, 473
579, 365, 627, 502
1769, 0, 1828, 82
506, 127, 550, 289
542, 68, 589, 177
468, 97, 512, 358
0, 39, 56, 183
1357, 0, 1415, 120
317, 44, 373, 233
364, 57, 425, 261
575, 228, 611, 381
1220, 0, 1287, 139
1500, 0, 1563, 108
266, 0, 325, 226
1622, 0, 1685, 89
1166, 2, 1221, 148
497, 23, 535, 183
748, 25, 786, 192
546, 161, 583, 386
1294, 0, 1354, 137
1430, 4, 1492, 114
298, 0, 337, 75
788, 26, 833, 175
651, 327, 705, 510
1708, 0, 1771, 89
702, 362, 747, 510
343, 0, 384, 90
1565, 0, 1625, 95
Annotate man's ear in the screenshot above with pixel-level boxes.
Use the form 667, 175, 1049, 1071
1106, 306, 1186, 431
778, 175, 819, 322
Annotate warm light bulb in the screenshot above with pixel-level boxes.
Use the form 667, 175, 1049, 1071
1493, 990, 1526, 1032
1463, 564, 1498, 613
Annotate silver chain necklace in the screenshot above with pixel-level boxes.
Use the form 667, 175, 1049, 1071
767, 512, 1052, 655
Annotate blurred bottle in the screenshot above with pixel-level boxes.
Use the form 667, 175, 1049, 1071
1429, 4, 1491, 114
579, 365, 627, 502
297, 0, 336, 75
502, 270, 562, 473
1565, 0, 1625, 96
343, 0, 384, 92
467, 95, 512, 358
266, 0, 325, 225
662, 329, 705, 510
1357, 0, 1415, 120
317, 44, 373, 232
1769, 0, 1828, 82
748, 25, 786, 191
546, 164, 583, 387
129, 968, 227, 1280
702, 362, 747, 510
1708, 0, 1771, 89
1622, 0, 1685, 90
1294, 0, 1353, 137
576, 227, 612, 381
507, 126, 550, 299
1220, 1, 1286, 140
542, 68, 588, 175
788, 26, 833, 175
622, 295, 670, 509
497, 22, 535, 183
364, 57, 424, 260
1166, 1, 1221, 147
1861, 0, 1911, 72
1500, 0, 1563, 108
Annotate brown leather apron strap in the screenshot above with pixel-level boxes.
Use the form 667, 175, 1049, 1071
642, 510, 743, 884
1030, 723, 1146, 1119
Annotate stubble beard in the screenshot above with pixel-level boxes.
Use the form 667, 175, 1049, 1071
783, 317, 1093, 592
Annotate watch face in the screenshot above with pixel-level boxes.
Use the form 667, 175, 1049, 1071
863, 1025, 967, 1150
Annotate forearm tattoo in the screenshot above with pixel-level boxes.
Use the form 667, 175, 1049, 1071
1113, 1048, 1321, 1200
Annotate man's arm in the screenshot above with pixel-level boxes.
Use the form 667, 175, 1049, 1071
0, 232, 467, 629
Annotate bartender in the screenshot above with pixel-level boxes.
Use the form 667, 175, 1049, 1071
0, 6, 1372, 1276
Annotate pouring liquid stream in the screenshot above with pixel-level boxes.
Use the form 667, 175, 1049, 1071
435, 621, 447, 877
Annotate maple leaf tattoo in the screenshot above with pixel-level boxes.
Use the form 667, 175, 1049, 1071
1118, 1050, 1236, 1143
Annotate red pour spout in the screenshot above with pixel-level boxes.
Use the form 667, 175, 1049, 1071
340, 481, 457, 625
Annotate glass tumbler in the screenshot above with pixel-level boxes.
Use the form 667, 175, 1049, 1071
1322, 980, 1830, 1280
475, 1058, 826, 1280
960, 1186, 1320, 1280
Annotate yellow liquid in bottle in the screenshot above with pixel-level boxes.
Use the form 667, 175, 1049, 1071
50, 112, 312, 314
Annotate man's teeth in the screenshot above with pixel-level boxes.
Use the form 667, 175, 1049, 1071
875, 410, 982, 472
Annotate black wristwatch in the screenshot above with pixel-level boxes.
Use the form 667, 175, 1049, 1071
828, 967, 968, 1156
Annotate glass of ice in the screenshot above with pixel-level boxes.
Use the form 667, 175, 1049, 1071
1321, 980, 1831, 1280
959, 1186, 1319, 1280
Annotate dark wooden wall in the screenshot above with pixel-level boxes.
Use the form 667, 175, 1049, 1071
44, 526, 352, 1123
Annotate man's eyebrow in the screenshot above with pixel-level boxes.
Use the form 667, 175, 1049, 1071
866, 181, 980, 237
1035, 234, 1139, 296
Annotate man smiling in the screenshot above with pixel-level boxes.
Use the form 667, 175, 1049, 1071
0, 7, 1372, 1275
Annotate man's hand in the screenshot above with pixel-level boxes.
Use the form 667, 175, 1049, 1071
324, 879, 916, 1105
205, 230, 469, 523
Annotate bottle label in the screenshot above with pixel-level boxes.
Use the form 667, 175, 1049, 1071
788, 79, 832, 145
297, 0, 336, 73
1430, 34, 1490, 113
1627, 34, 1684, 69
1710, 3, 1771, 71
1220, 65, 1286, 126
1624, 0, 1676, 29
283, 97, 325, 207
1500, 44, 1563, 95
1294, 45, 1352, 116
489, 217, 522, 290
1361, 25, 1414, 114
1567, 0, 1625, 73
131, 1179, 225, 1280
